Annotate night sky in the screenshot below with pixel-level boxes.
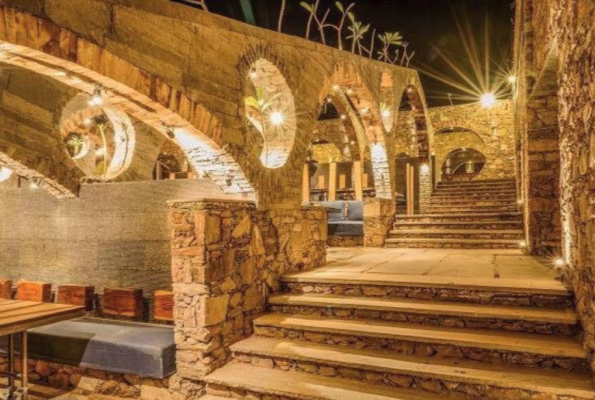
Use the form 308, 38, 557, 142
200, 0, 515, 107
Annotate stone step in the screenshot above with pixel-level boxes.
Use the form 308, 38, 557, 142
394, 213, 523, 223
388, 230, 524, 240
231, 337, 595, 399
437, 180, 516, 188
433, 188, 517, 195
392, 221, 524, 230
427, 206, 519, 214
253, 313, 588, 371
205, 362, 466, 399
385, 238, 523, 249
268, 294, 579, 335
201, 396, 230, 400
281, 271, 573, 308
429, 199, 517, 207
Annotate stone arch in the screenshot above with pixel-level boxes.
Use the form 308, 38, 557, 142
379, 72, 396, 133
239, 46, 297, 169
432, 128, 491, 181
0, 40, 255, 197
397, 85, 430, 162
317, 63, 392, 199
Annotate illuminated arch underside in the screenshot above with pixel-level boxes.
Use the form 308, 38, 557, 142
0, 42, 254, 195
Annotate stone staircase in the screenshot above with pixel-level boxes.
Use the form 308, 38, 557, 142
387, 179, 524, 249
202, 270, 594, 399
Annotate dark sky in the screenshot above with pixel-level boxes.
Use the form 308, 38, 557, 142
199, 0, 515, 106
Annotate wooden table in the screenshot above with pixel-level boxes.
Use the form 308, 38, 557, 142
0, 300, 85, 400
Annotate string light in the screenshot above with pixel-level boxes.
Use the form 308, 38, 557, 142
88, 86, 104, 106
332, 84, 340, 92
340, 114, 347, 120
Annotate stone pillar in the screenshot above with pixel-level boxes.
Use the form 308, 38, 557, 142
328, 162, 337, 201
168, 199, 266, 380
353, 160, 364, 200
302, 164, 310, 203
363, 198, 396, 247
419, 162, 432, 214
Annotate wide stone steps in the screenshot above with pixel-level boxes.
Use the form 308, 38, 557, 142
437, 180, 516, 188
429, 199, 517, 207
230, 337, 595, 399
205, 362, 466, 399
385, 238, 522, 249
392, 221, 523, 230
281, 271, 573, 309
394, 213, 523, 223
268, 294, 579, 335
253, 313, 588, 371
426, 206, 519, 214
388, 229, 523, 240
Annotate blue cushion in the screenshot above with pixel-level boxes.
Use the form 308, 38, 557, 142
328, 221, 364, 236
346, 201, 364, 221
1, 318, 175, 379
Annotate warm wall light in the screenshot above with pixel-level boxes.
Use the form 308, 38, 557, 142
270, 111, 284, 126
420, 163, 430, 173
555, 258, 566, 267
518, 240, 527, 248
0, 167, 13, 182
30, 180, 39, 189
480, 93, 496, 108
340, 114, 347, 120
517, 199, 524, 205
95, 147, 106, 156
249, 69, 258, 79
332, 84, 340, 92
88, 86, 104, 106
381, 109, 391, 118
508, 75, 517, 84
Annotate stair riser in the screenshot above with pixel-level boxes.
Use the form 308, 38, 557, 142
388, 233, 523, 240
232, 354, 590, 400
253, 326, 588, 372
395, 216, 522, 223
268, 304, 579, 336
392, 223, 523, 230
430, 200, 517, 207
282, 283, 574, 309
385, 241, 521, 249
207, 383, 297, 400
427, 208, 519, 213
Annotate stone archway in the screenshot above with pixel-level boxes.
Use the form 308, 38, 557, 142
0, 41, 255, 197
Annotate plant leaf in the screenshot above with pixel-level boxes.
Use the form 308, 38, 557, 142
335, 1, 344, 13
300, 2, 313, 12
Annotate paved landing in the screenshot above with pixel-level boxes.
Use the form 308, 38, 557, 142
324, 248, 558, 281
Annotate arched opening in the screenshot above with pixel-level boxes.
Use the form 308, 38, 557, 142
441, 148, 486, 181
244, 58, 297, 169
153, 141, 191, 180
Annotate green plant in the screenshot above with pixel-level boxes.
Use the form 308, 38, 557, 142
378, 32, 403, 62
244, 87, 282, 165
66, 133, 85, 157
347, 20, 370, 54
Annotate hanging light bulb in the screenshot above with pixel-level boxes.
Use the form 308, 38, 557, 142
249, 69, 258, 79
346, 87, 354, 95
326, 97, 332, 104
340, 114, 347, 120
89, 86, 104, 106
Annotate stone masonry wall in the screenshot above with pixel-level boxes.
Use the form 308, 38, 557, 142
515, 0, 595, 373
363, 198, 396, 247
429, 101, 516, 182
169, 199, 326, 390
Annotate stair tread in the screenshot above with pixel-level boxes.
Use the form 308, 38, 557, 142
201, 396, 229, 400
389, 229, 524, 235
385, 238, 521, 244
254, 313, 587, 358
269, 294, 577, 324
231, 337, 595, 398
282, 271, 569, 295
394, 221, 522, 226
205, 362, 464, 400
395, 213, 522, 219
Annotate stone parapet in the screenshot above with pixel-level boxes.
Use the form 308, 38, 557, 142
363, 198, 396, 247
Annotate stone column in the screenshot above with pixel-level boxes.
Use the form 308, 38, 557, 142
363, 198, 396, 247
168, 199, 266, 380
419, 163, 432, 214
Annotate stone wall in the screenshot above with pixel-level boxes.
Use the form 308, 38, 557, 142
363, 198, 396, 247
169, 199, 326, 388
0, 180, 237, 297
514, 0, 595, 373
429, 101, 516, 182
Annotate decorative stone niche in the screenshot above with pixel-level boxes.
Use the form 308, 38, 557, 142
244, 59, 297, 169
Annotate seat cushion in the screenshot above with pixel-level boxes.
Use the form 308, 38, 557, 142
318, 201, 346, 222
328, 221, 364, 236
2, 318, 175, 379
346, 201, 364, 221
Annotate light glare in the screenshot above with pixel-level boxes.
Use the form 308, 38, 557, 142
480, 93, 496, 108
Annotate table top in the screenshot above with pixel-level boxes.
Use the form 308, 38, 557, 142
0, 299, 85, 336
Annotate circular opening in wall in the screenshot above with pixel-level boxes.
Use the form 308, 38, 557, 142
442, 148, 486, 181
244, 59, 296, 169
60, 96, 136, 181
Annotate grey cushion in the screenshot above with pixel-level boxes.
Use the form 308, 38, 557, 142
328, 221, 364, 236
318, 201, 346, 222
346, 201, 364, 221
1, 318, 175, 379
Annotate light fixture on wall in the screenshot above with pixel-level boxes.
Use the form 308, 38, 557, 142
340, 114, 347, 120
165, 125, 176, 139
420, 163, 430, 174
29, 179, 40, 189
517, 199, 524, 205
346, 87, 354, 95
508, 75, 517, 84
480, 93, 496, 108
554, 258, 566, 267
249, 68, 258, 79
332, 84, 340, 92
381, 109, 391, 118
88, 86, 104, 106
270, 111, 285, 126
518, 240, 527, 248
